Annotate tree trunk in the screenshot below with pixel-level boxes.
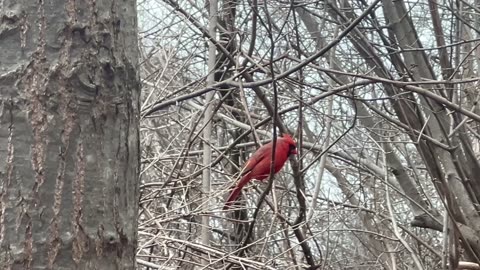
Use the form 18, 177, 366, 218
0, 0, 140, 269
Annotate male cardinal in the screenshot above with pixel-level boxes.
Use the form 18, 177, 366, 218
223, 134, 298, 210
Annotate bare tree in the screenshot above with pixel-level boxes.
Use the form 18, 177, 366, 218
138, 0, 480, 269
0, 1, 140, 269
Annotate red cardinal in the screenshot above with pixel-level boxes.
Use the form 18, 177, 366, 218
223, 134, 298, 210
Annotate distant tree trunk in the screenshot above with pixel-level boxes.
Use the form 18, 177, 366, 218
0, 0, 140, 269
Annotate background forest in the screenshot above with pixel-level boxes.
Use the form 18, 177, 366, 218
136, 0, 480, 269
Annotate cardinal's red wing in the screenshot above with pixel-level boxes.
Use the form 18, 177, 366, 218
241, 143, 272, 175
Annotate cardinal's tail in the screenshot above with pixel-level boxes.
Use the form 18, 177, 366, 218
223, 174, 252, 210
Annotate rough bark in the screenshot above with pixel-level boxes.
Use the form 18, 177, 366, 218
0, 0, 140, 269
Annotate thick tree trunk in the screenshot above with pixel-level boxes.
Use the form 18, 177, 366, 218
0, 0, 140, 269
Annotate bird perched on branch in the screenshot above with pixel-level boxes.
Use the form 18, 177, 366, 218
223, 134, 298, 210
